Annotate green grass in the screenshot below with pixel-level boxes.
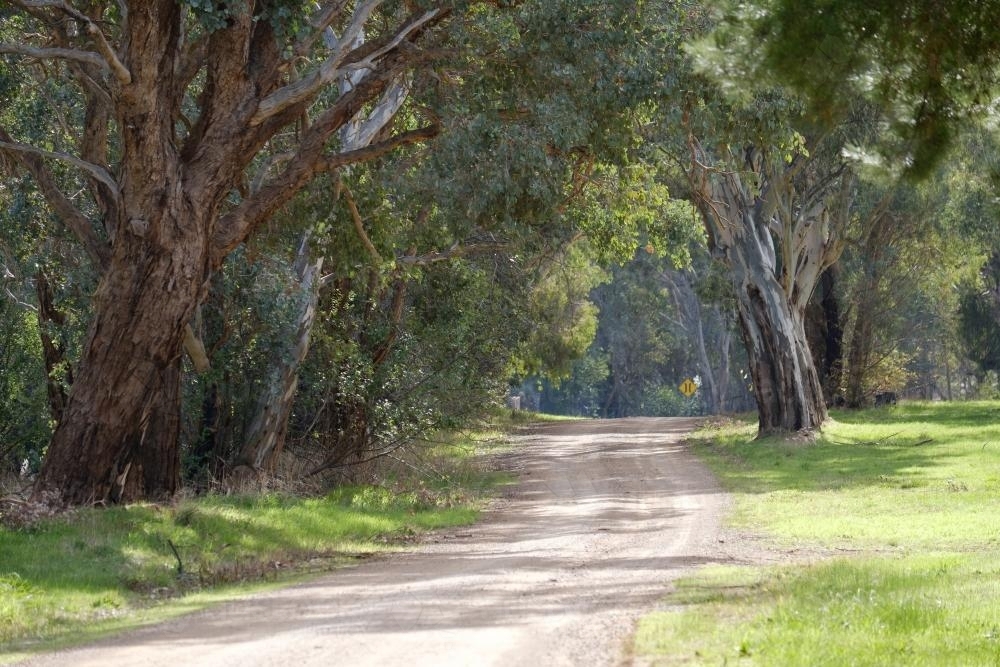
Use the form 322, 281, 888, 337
0, 431, 513, 661
635, 401, 1000, 666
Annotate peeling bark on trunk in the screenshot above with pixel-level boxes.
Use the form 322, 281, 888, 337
117, 360, 182, 502
33, 203, 209, 505
735, 277, 827, 433
688, 135, 851, 435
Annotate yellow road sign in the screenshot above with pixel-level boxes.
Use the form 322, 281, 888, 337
679, 378, 697, 397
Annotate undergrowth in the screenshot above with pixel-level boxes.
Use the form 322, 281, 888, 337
0, 428, 514, 660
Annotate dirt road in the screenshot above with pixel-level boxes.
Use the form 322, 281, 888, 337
22, 417, 726, 667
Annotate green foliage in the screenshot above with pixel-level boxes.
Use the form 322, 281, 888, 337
534, 352, 611, 417
180, 247, 310, 481
180, 0, 311, 36
511, 244, 608, 380
404, 0, 692, 257
0, 14, 104, 475
705, 0, 1000, 175
0, 0, 707, 491
958, 260, 1000, 379
539, 238, 747, 418
166, 0, 704, 483
0, 307, 49, 473
286, 253, 525, 474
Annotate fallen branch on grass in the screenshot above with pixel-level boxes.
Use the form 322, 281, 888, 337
831, 431, 903, 447
167, 539, 185, 575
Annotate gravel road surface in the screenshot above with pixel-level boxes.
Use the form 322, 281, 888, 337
21, 417, 726, 667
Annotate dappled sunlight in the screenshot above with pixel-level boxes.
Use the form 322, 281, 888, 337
694, 401, 1000, 550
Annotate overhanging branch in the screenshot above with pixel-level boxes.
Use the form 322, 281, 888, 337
251, 0, 382, 126
293, 0, 352, 58
251, 6, 439, 127
0, 139, 120, 201
14, 0, 131, 85
212, 122, 440, 263
315, 122, 439, 173
0, 43, 106, 69
0, 128, 110, 270
394, 240, 510, 267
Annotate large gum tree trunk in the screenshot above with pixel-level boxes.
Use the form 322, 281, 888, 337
688, 136, 851, 435
117, 360, 183, 502
732, 260, 827, 432
33, 206, 208, 505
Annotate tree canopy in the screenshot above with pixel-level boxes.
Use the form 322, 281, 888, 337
4, 0, 1000, 506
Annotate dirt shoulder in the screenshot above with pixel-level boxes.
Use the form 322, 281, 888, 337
20, 417, 727, 667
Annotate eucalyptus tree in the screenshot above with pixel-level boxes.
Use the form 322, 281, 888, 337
683, 92, 860, 434
0, 1, 450, 506
838, 185, 942, 406
228, 0, 693, 480
959, 256, 1000, 388
1, 0, 696, 503
943, 132, 1000, 393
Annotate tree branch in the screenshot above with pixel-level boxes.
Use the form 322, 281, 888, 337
251, 0, 381, 126
340, 75, 410, 150
0, 138, 120, 201
394, 240, 510, 267
0, 43, 106, 69
183, 324, 211, 373
250, 6, 439, 127
15, 0, 131, 84
83, 20, 130, 85
0, 128, 110, 271
315, 123, 439, 173
213, 121, 438, 263
250, 151, 296, 194
340, 179, 383, 265
293, 0, 352, 59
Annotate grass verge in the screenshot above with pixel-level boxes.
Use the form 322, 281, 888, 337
0, 429, 514, 662
635, 401, 1000, 666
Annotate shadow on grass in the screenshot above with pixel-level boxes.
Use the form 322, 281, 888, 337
0, 489, 481, 649
834, 401, 1000, 428
691, 401, 1000, 495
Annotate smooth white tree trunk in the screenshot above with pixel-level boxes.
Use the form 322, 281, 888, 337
688, 137, 852, 434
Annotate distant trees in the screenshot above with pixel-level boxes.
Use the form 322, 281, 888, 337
537, 239, 752, 419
